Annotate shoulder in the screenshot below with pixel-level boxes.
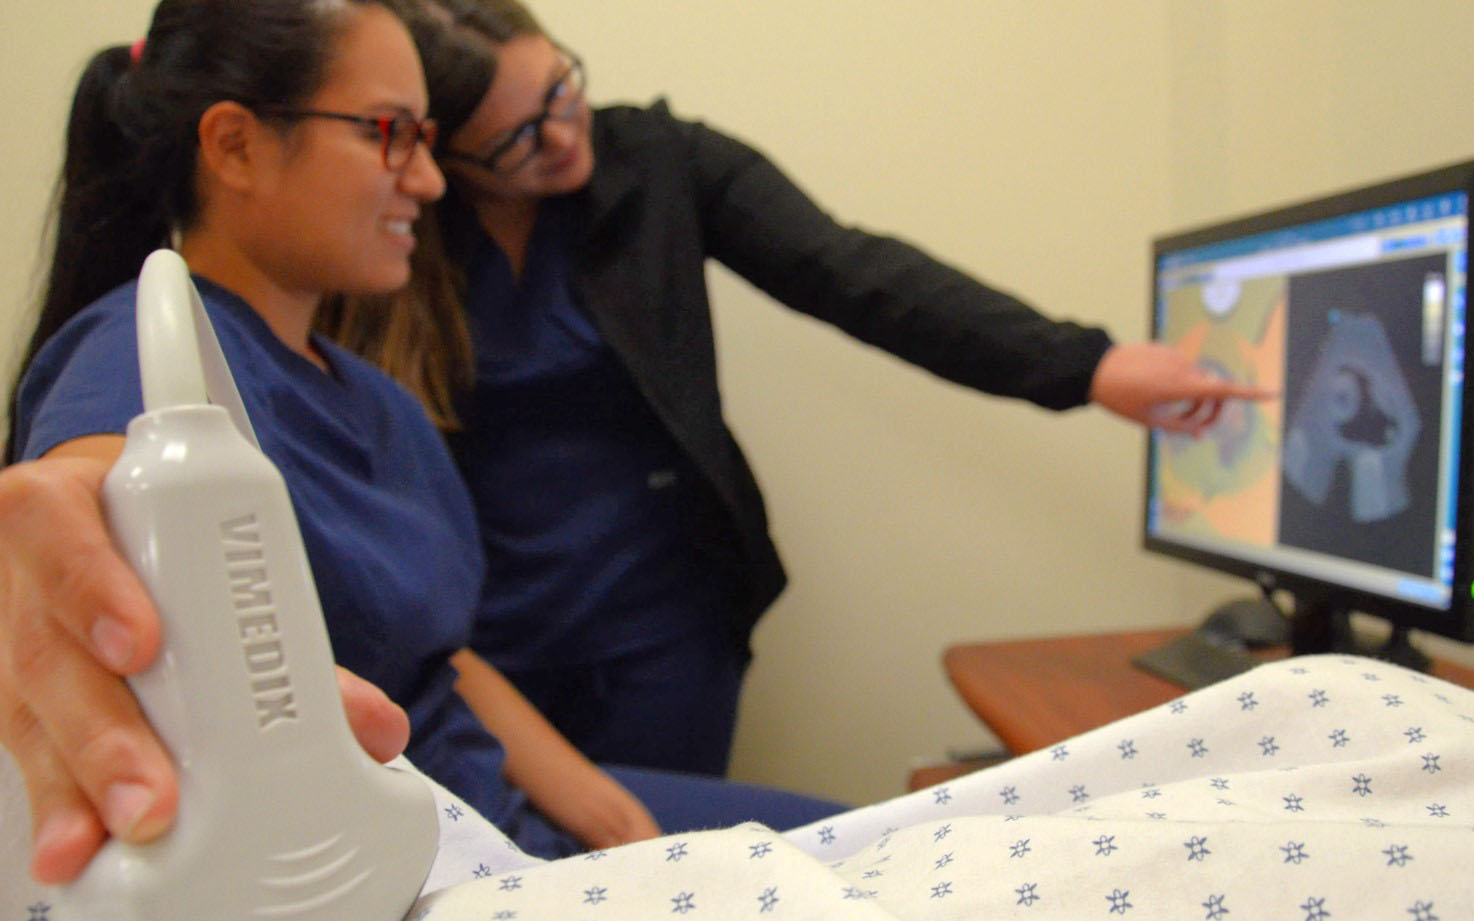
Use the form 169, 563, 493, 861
13, 282, 143, 460
21, 281, 142, 398
592, 99, 683, 145
316, 338, 441, 433
33, 282, 140, 360
585, 99, 768, 209
591, 98, 744, 163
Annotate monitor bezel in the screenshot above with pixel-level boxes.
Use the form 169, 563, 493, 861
1143, 157, 1474, 644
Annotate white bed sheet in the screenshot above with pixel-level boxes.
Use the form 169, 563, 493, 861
6, 653, 1472, 920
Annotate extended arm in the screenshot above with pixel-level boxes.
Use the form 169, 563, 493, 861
0, 441, 171, 883
673, 106, 1269, 422
0, 446, 412, 883
677, 107, 1111, 409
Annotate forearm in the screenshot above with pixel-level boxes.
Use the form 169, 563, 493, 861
448, 648, 591, 791
449, 649, 662, 848
683, 115, 1113, 408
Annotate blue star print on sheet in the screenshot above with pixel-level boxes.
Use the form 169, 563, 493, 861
758, 887, 779, 912
324, 655, 1474, 921
1184, 836, 1210, 861
1301, 895, 1331, 920
1408, 900, 1438, 921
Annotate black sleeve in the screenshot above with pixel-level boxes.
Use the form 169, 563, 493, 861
672, 110, 1114, 411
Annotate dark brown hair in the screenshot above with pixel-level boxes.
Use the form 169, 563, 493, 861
6, 0, 415, 462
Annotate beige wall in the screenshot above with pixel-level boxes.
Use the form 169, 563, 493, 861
0, 2, 159, 410
4, 1, 1473, 807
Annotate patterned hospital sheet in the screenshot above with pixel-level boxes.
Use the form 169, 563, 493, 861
6, 654, 1472, 920
411, 654, 1474, 920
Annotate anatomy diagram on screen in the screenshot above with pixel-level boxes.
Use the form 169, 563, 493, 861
1153, 276, 1285, 548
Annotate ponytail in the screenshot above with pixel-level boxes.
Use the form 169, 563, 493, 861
5, 0, 404, 463
4, 45, 168, 464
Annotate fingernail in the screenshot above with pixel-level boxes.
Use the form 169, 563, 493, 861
31, 811, 92, 885
104, 781, 158, 839
33, 811, 81, 860
92, 617, 134, 671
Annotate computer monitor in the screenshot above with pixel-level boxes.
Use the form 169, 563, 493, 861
1144, 158, 1474, 667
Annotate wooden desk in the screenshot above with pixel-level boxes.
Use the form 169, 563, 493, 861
944, 630, 1474, 756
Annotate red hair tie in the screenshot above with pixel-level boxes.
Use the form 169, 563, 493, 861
130, 38, 146, 64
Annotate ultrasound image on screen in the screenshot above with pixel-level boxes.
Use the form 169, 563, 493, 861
1278, 254, 1447, 576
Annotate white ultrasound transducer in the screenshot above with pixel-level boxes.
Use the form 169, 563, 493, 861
55, 249, 438, 920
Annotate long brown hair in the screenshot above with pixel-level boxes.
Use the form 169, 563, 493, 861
316, 0, 544, 429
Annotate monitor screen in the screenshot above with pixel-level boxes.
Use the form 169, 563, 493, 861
1144, 159, 1474, 647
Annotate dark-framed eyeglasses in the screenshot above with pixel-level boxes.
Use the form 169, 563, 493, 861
441, 52, 586, 175
258, 108, 438, 171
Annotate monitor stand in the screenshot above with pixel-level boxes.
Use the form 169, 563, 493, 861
1289, 598, 1432, 672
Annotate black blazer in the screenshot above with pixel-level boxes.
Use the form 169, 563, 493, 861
541, 101, 1114, 646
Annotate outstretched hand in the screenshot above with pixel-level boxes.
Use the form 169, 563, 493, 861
0, 455, 412, 884
0, 455, 170, 883
1088, 342, 1276, 434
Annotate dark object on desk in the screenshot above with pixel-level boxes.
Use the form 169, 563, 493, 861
1133, 597, 1291, 690
1199, 597, 1292, 647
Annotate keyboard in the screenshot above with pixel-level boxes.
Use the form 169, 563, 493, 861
1131, 631, 1260, 690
